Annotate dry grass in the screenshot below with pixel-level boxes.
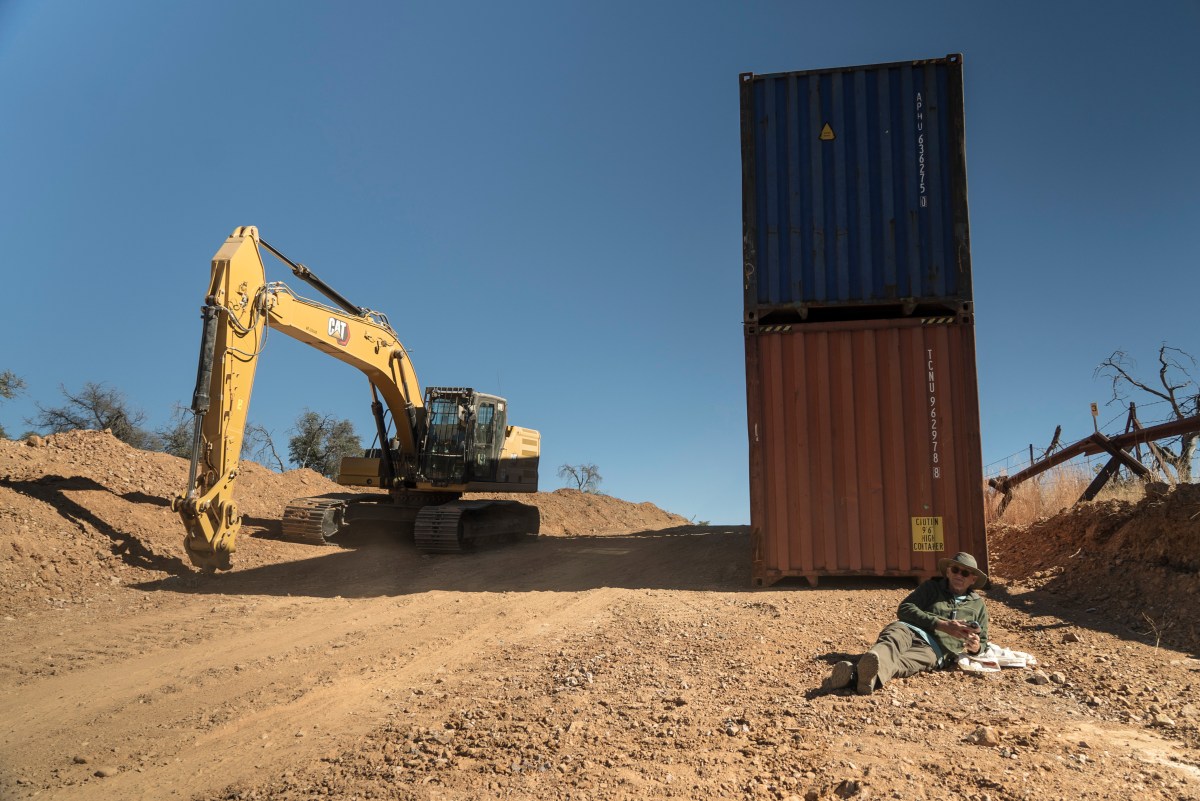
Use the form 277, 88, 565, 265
983, 465, 1150, 527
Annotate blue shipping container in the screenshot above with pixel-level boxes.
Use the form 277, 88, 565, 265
740, 54, 972, 322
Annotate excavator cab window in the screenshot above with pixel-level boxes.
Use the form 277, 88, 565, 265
420, 395, 467, 484
467, 394, 507, 482
475, 403, 495, 446
470, 401, 498, 481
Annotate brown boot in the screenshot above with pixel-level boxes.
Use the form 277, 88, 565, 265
822, 661, 855, 691
856, 651, 880, 695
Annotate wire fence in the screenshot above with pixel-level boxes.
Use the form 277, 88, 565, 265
984, 449, 1114, 482
983, 398, 1189, 481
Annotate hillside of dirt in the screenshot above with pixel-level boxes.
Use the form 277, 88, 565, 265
989, 483, 1200, 658
0, 430, 688, 615
2, 430, 1199, 801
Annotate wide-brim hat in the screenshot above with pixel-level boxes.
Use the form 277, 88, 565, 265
938, 552, 988, 588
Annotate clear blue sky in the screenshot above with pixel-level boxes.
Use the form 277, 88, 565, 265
1, 1, 1196, 524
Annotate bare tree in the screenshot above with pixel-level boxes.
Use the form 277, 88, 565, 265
29, 382, 155, 449
246, 422, 286, 472
1096, 344, 1198, 482
0, 370, 25, 439
157, 404, 195, 458
158, 402, 286, 472
558, 463, 602, 493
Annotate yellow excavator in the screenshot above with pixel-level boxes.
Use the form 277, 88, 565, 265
172, 226, 540, 570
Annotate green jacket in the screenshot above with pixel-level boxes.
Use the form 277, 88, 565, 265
897, 577, 989, 657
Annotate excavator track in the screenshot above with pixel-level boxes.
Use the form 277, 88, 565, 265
413, 504, 467, 553
281, 496, 350, 544
280, 494, 538, 553
413, 500, 540, 554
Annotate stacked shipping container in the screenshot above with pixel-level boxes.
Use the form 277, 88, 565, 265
740, 55, 986, 586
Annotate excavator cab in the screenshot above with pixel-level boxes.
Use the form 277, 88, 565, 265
419, 387, 507, 486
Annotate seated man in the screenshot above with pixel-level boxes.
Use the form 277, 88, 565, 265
824, 552, 989, 695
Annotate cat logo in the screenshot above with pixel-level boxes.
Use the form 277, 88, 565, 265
327, 317, 350, 346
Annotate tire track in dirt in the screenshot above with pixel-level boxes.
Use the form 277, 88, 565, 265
1, 530, 707, 800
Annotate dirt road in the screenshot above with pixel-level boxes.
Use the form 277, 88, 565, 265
0, 525, 739, 800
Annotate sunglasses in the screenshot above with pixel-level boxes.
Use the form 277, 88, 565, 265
948, 566, 973, 578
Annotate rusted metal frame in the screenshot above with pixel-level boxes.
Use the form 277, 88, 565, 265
1103, 413, 1200, 451
1077, 431, 1151, 503
1089, 431, 1151, 477
991, 413, 1200, 494
988, 437, 1091, 495
1080, 459, 1124, 503
995, 489, 1014, 518
1130, 407, 1174, 481
1143, 438, 1173, 480
1124, 404, 1143, 463
1090, 413, 1200, 487
990, 413, 1200, 511
1042, 425, 1062, 460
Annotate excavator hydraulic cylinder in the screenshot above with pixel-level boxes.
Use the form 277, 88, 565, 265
186, 304, 220, 499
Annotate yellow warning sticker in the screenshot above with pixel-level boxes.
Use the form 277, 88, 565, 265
819, 123, 835, 141
911, 516, 944, 552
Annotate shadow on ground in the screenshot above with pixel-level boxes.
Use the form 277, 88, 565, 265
986, 580, 1197, 657
125, 520, 1195, 657
2, 475, 192, 576
134, 525, 754, 597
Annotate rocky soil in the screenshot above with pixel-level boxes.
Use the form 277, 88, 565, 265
1, 430, 1198, 801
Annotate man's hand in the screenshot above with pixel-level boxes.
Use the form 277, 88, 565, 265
938, 619, 977, 642
963, 631, 981, 654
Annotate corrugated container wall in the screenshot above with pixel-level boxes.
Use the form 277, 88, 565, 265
745, 316, 986, 586
740, 54, 972, 323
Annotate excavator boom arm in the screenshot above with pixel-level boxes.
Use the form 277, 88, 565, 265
264, 290, 423, 454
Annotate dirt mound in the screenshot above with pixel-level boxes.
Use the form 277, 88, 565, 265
0, 430, 687, 617
470, 488, 689, 536
989, 483, 1200, 655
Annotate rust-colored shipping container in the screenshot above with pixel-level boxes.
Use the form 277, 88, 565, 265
745, 315, 986, 586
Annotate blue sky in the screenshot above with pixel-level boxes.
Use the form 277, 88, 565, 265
1, 1, 1196, 525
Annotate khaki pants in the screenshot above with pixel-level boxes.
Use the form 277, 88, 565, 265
864, 621, 940, 687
